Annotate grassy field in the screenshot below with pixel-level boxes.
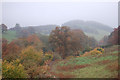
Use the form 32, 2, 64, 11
49, 45, 119, 78
2, 31, 17, 42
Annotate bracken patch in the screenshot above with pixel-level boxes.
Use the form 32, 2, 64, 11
57, 64, 90, 71
105, 61, 118, 72
96, 60, 110, 65
50, 72, 75, 78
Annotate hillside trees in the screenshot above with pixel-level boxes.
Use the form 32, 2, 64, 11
99, 36, 108, 46
49, 26, 72, 59
107, 26, 119, 45
37, 34, 50, 52
88, 37, 98, 48
18, 27, 35, 38
2, 39, 53, 78
2, 39, 21, 61
2, 34, 43, 61
1, 24, 7, 33
49, 26, 97, 58
99, 26, 120, 46
70, 29, 87, 56
12, 34, 43, 50
9, 24, 36, 38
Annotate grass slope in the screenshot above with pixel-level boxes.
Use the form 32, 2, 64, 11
49, 45, 118, 78
2, 31, 17, 42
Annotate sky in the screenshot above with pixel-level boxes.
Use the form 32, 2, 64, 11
2, 2, 118, 28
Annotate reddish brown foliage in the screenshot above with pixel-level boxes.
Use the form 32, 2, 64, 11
2, 41, 20, 58
96, 60, 110, 65
2, 39, 8, 55
26, 34, 41, 43
108, 26, 119, 45
73, 64, 90, 69
105, 61, 118, 72
49, 26, 72, 58
9, 34, 43, 51
100, 26, 120, 45
50, 72, 75, 78
57, 64, 90, 71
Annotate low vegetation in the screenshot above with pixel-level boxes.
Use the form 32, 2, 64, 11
49, 45, 118, 78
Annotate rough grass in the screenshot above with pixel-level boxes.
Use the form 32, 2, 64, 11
2, 31, 17, 42
57, 64, 90, 72
49, 45, 118, 78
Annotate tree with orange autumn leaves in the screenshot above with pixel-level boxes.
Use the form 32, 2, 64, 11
49, 26, 97, 58
2, 39, 20, 61
70, 29, 87, 56
49, 26, 72, 59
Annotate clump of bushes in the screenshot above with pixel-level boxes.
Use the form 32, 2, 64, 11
3, 46, 54, 78
2, 59, 27, 78
95, 47, 104, 53
82, 47, 104, 57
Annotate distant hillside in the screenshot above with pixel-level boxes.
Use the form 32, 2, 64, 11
62, 20, 113, 41
28, 24, 59, 35
2, 30, 17, 42
8, 20, 113, 41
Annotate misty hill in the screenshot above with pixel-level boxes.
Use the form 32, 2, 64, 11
28, 24, 59, 35
8, 20, 113, 41
62, 20, 113, 41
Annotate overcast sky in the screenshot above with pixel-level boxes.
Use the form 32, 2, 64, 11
2, 2, 118, 28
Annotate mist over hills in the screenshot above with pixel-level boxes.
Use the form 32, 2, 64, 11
62, 20, 113, 41
23, 20, 113, 41
29, 24, 59, 35
9, 20, 113, 41
62, 20, 113, 33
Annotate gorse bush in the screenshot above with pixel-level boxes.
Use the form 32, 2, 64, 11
2, 59, 27, 78
89, 49, 102, 55
95, 47, 104, 53
82, 47, 104, 57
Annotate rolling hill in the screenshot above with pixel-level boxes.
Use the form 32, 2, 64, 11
29, 24, 59, 35
2, 30, 17, 42
4, 20, 113, 42
62, 20, 113, 41
28, 20, 113, 41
